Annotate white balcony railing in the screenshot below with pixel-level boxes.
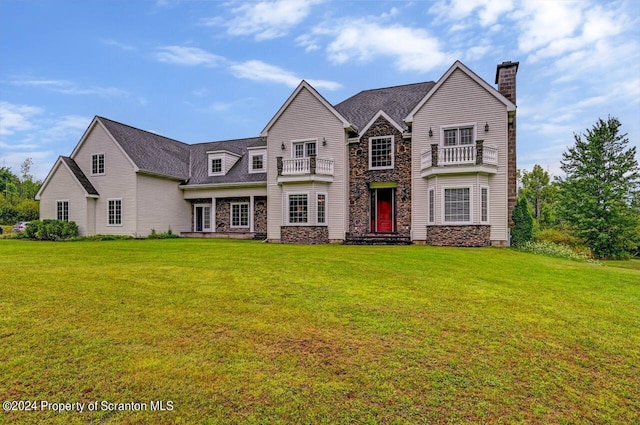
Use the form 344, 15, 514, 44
282, 158, 309, 175
281, 157, 334, 176
421, 144, 498, 171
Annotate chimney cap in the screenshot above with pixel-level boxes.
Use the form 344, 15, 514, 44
495, 61, 519, 84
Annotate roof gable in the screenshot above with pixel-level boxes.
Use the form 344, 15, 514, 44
405, 60, 516, 123
261, 81, 353, 136
359, 110, 406, 137
35, 156, 99, 200
335, 81, 435, 133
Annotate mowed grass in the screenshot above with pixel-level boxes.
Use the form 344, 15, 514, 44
0, 239, 638, 425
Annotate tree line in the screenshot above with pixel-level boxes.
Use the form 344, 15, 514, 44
513, 117, 640, 259
0, 158, 41, 223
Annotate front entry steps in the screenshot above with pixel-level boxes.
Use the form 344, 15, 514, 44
344, 233, 412, 245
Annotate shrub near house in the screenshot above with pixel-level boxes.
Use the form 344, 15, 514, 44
25, 219, 79, 241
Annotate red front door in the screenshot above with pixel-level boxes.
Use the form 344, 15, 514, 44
377, 198, 393, 232
371, 188, 395, 232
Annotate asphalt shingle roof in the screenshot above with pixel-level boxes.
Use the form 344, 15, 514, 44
93, 81, 434, 187
61, 156, 99, 196
334, 81, 435, 132
188, 137, 267, 185
98, 116, 191, 180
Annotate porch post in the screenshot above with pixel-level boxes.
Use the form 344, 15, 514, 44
250, 195, 255, 233
211, 197, 216, 233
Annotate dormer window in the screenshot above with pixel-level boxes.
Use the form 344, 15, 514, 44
210, 158, 222, 174
369, 136, 394, 170
248, 147, 267, 174
207, 150, 241, 177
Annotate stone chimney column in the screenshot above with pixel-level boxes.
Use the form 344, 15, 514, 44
495, 61, 519, 228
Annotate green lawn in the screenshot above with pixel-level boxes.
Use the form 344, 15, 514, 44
1, 239, 638, 424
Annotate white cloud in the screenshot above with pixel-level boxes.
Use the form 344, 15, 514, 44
316, 21, 453, 73
10, 78, 128, 97
229, 60, 342, 91
155, 46, 226, 67
430, 0, 515, 27
0, 101, 43, 136
206, 0, 325, 41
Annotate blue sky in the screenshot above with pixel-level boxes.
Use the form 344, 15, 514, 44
1, 0, 639, 181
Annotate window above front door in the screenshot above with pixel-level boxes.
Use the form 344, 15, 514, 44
292, 140, 317, 158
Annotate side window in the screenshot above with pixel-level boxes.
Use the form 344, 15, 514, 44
92, 153, 105, 175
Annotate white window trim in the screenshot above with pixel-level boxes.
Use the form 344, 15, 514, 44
56, 199, 69, 222
208, 155, 224, 176
194, 203, 212, 232
290, 138, 318, 159
285, 192, 309, 225
316, 193, 327, 226
480, 186, 490, 224
427, 189, 435, 224
369, 135, 394, 170
439, 123, 477, 147
441, 186, 473, 225
230, 202, 250, 228
107, 198, 123, 227
91, 153, 105, 176
248, 151, 266, 174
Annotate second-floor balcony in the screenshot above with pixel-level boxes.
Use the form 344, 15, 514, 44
421, 140, 498, 177
277, 156, 334, 183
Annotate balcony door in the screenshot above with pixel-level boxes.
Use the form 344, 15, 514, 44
370, 188, 395, 233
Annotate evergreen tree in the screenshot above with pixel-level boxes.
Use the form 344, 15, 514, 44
511, 197, 534, 247
556, 117, 640, 259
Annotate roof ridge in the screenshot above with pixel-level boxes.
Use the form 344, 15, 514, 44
191, 136, 265, 146
345, 80, 435, 97
96, 115, 189, 146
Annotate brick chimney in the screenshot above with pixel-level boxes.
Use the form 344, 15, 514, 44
495, 61, 519, 231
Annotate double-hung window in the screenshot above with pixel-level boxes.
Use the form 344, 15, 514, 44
57, 200, 69, 221
444, 188, 471, 223
231, 203, 249, 228
108, 199, 122, 226
443, 126, 474, 146
369, 136, 394, 169
92, 153, 105, 175
317, 194, 326, 225
251, 155, 264, 171
293, 140, 316, 158
288, 194, 308, 224
428, 189, 435, 224
481, 187, 489, 223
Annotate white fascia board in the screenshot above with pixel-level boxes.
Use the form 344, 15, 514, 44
359, 110, 405, 137
179, 181, 267, 190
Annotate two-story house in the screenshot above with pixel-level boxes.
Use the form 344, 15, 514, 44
36, 60, 518, 246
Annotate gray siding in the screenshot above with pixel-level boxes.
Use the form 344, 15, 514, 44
412, 68, 509, 243
136, 174, 192, 236
38, 163, 90, 235
266, 86, 348, 241
72, 122, 138, 235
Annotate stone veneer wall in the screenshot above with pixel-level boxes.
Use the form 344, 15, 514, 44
496, 61, 518, 227
281, 226, 328, 244
348, 116, 412, 237
215, 197, 267, 233
253, 196, 267, 233
426, 225, 491, 247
